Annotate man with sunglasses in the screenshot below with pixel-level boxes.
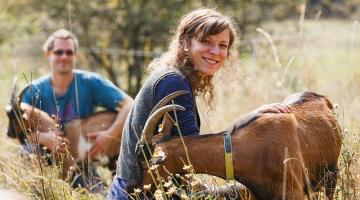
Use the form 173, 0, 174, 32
19, 29, 133, 191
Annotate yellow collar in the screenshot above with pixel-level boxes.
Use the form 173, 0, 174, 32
224, 132, 234, 180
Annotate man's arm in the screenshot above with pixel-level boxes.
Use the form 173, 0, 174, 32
20, 103, 57, 132
19, 103, 69, 151
106, 95, 133, 139
88, 95, 133, 159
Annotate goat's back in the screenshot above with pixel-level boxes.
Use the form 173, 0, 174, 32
231, 91, 342, 199
286, 92, 342, 189
285, 91, 342, 163
232, 111, 301, 199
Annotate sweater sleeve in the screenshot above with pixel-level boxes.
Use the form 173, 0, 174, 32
155, 74, 200, 136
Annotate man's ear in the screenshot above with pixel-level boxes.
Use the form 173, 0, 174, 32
44, 51, 51, 60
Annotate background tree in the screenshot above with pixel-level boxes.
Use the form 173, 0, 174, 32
1, 0, 358, 96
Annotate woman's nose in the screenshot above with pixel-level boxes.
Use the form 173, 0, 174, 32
209, 45, 220, 55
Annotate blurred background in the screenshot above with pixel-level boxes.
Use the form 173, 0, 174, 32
0, 0, 359, 199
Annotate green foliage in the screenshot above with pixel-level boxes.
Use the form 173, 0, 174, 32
5, 0, 358, 95
307, 0, 359, 18
0, 1, 39, 47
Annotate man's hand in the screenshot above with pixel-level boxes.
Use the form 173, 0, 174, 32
86, 96, 133, 160
36, 131, 70, 152
87, 130, 118, 160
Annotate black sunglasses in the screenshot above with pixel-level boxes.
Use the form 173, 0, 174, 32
52, 50, 75, 56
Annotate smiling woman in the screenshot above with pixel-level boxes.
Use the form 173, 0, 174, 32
109, 8, 290, 199
189, 28, 230, 77
108, 9, 239, 199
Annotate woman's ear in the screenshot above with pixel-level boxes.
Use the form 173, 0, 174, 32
184, 43, 189, 52
184, 39, 192, 52
181, 36, 190, 52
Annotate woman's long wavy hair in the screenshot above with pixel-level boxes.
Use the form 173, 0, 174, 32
148, 8, 238, 107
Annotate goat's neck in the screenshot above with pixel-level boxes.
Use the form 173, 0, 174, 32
159, 133, 229, 179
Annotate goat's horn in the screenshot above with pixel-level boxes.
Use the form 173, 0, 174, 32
149, 90, 189, 116
141, 104, 185, 145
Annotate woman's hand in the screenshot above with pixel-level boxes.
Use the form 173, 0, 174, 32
257, 103, 291, 114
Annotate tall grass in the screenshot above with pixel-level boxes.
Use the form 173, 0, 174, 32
198, 19, 360, 199
0, 18, 359, 199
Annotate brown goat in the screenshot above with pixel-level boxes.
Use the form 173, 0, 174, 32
138, 91, 342, 200
6, 85, 120, 166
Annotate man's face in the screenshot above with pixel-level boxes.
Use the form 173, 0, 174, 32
46, 38, 76, 75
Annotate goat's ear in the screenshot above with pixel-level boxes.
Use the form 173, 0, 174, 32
22, 112, 29, 121
151, 113, 173, 144
160, 113, 173, 136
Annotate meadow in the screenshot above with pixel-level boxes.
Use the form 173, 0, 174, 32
0, 18, 359, 199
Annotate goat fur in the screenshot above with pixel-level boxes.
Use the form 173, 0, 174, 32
141, 91, 342, 200
6, 85, 119, 162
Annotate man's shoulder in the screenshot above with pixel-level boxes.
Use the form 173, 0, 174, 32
21, 74, 51, 102
74, 69, 119, 92
27, 74, 51, 88
75, 69, 103, 81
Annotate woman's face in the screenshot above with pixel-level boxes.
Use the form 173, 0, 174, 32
189, 28, 230, 77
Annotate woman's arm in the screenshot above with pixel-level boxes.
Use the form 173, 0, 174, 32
155, 74, 200, 136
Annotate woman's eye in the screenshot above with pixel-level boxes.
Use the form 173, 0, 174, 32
201, 38, 211, 44
220, 44, 228, 49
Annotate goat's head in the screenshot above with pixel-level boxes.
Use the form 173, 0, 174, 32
6, 85, 30, 142
135, 91, 189, 186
